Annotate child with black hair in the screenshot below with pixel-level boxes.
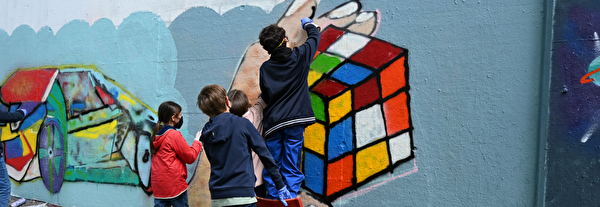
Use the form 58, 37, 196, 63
197, 84, 292, 207
150, 101, 202, 207
258, 17, 320, 199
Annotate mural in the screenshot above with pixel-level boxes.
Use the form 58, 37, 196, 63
0, 0, 416, 206
231, 0, 415, 205
548, 1, 600, 206
0, 65, 156, 194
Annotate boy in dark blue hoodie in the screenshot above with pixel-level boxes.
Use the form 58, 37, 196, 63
196, 84, 292, 207
258, 18, 321, 199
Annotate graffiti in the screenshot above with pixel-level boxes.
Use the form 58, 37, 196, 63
548, 2, 600, 206
303, 25, 413, 201
0, 65, 156, 194
231, 0, 415, 205
0, 0, 416, 206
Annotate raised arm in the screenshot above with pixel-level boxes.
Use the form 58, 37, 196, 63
0, 109, 26, 123
171, 131, 202, 164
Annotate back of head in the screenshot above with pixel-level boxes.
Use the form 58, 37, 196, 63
151, 101, 182, 154
197, 84, 228, 117
259, 24, 286, 54
228, 89, 252, 117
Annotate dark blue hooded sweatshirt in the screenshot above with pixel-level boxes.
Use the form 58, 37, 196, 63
200, 112, 285, 199
259, 24, 321, 138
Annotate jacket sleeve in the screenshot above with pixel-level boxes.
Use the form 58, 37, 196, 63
243, 96, 266, 135
298, 23, 321, 70
0, 110, 25, 123
171, 131, 202, 164
246, 121, 285, 190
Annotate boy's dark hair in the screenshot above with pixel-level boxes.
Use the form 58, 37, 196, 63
150, 101, 182, 154
259, 24, 286, 54
197, 84, 228, 118
227, 89, 252, 117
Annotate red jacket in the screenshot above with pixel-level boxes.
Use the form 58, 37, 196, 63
151, 126, 202, 198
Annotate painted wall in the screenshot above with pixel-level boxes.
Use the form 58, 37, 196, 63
547, 0, 600, 206
0, 0, 547, 206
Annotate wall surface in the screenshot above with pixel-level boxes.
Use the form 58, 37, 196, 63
0, 0, 547, 206
547, 0, 600, 206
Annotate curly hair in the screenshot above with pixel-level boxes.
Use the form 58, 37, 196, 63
259, 24, 286, 54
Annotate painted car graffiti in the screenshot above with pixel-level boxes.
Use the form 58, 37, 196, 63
0, 66, 156, 193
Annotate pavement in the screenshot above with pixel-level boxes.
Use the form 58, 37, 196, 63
9, 196, 61, 207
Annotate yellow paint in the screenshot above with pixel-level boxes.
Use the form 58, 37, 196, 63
329, 90, 352, 123
118, 93, 137, 107
23, 120, 42, 151
18, 131, 30, 156
304, 123, 326, 155
0, 125, 18, 142
73, 120, 118, 139
308, 70, 323, 87
356, 141, 389, 183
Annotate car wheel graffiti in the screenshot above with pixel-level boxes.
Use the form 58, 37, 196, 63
136, 131, 152, 190
38, 118, 66, 194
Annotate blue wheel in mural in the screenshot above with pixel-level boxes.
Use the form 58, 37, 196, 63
38, 119, 66, 194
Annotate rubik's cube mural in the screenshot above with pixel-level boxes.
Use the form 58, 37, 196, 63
303, 25, 414, 201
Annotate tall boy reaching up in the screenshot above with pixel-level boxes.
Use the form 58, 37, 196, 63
258, 17, 321, 199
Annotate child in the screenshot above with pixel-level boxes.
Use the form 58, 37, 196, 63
258, 17, 321, 199
227, 89, 267, 197
150, 101, 202, 207
197, 84, 291, 207
0, 108, 27, 207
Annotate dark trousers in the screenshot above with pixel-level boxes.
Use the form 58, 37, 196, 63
262, 125, 305, 199
154, 190, 189, 207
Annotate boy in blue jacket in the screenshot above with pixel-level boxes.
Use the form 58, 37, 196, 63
197, 84, 292, 206
258, 17, 321, 199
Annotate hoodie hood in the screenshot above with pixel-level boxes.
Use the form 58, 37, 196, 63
200, 113, 236, 144
270, 47, 292, 61
154, 125, 176, 149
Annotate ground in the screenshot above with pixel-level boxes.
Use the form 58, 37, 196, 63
9, 196, 61, 207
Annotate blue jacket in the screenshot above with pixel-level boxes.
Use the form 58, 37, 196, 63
259, 24, 321, 137
0, 110, 25, 157
200, 112, 285, 199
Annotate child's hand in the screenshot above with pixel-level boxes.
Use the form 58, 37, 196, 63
195, 130, 202, 142
277, 186, 293, 206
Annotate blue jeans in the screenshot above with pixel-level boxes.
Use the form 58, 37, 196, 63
262, 126, 305, 199
0, 156, 10, 207
154, 191, 189, 207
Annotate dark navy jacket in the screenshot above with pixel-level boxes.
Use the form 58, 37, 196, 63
200, 112, 285, 199
0, 110, 25, 157
260, 24, 321, 137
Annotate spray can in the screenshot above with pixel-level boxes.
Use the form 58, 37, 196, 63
10, 198, 26, 207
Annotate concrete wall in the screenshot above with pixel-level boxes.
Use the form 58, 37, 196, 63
0, 0, 547, 206
547, 0, 600, 206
